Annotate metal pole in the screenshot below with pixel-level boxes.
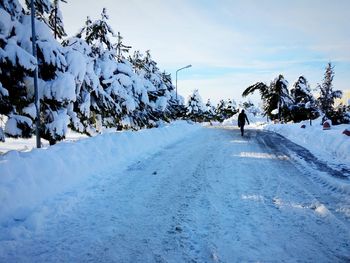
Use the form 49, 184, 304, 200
31, 0, 41, 148
54, 1, 57, 39
175, 64, 192, 104
176, 70, 178, 101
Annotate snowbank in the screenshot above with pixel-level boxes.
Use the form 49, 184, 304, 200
264, 120, 350, 165
222, 113, 266, 128
0, 121, 201, 224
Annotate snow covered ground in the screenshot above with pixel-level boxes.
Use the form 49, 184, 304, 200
264, 120, 350, 168
0, 121, 200, 229
0, 122, 350, 262
0, 129, 88, 154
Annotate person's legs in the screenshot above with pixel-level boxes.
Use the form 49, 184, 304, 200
240, 125, 244, 136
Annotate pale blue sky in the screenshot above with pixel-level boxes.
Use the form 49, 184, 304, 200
59, 0, 350, 103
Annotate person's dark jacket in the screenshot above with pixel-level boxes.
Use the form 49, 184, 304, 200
238, 112, 249, 127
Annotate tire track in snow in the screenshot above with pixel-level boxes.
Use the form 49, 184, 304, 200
254, 129, 350, 261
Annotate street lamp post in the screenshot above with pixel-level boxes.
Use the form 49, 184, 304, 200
176, 64, 192, 102
31, 0, 41, 148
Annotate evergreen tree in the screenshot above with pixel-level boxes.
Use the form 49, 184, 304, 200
25, 0, 67, 40
115, 31, 131, 62
186, 89, 205, 122
215, 99, 237, 122
77, 8, 115, 53
317, 63, 342, 123
290, 76, 318, 123
291, 76, 313, 104
0, 0, 23, 19
204, 99, 216, 121
159, 71, 179, 121
24, 0, 53, 23
239, 100, 261, 116
226, 99, 238, 116
330, 104, 350, 125
242, 75, 292, 121
48, 0, 67, 39
76, 9, 121, 129
129, 50, 144, 73
138, 50, 177, 124
270, 75, 292, 121
0, 1, 76, 144
0, 4, 37, 139
30, 13, 75, 144
215, 99, 227, 122
63, 37, 100, 135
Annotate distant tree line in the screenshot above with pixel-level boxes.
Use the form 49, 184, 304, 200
184, 90, 261, 123
242, 63, 350, 125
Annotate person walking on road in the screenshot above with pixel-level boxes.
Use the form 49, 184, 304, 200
238, 109, 250, 136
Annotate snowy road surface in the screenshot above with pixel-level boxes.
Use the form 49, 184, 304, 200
1, 127, 350, 262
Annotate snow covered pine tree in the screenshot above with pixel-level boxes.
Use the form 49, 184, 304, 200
290, 76, 318, 123
186, 89, 206, 122
0, 1, 37, 139
317, 63, 343, 124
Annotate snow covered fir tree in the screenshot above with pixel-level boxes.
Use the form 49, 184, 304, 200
0, 0, 183, 144
251, 74, 293, 122
186, 89, 206, 122
215, 99, 238, 122
290, 76, 318, 123
316, 63, 346, 124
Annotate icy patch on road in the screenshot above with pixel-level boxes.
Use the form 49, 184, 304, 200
272, 197, 331, 217
235, 151, 289, 160
241, 194, 265, 202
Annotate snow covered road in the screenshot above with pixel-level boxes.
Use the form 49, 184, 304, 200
1, 127, 350, 262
